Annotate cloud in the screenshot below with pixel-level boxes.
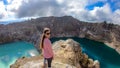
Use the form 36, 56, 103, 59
83, 3, 120, 24
16, 0, 88, 18
16, 0, 64, 18
89, 3, 112, 22
0, 0, 120, 25
111, 9, 120, 24
0, 15, 2, 19
15, 0, 120, 24
0, 0, 23, 19
76, 3, 120, 24
0, 1, 6, 19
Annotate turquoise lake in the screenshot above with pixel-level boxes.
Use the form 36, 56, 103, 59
0, 37, 120, 68
51, 37, 120, 68
0, 41, 39, 68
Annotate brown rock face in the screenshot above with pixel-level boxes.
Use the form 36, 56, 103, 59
0, 16, 120, 53
53, 39, 100, 68
10, 39, 100, 68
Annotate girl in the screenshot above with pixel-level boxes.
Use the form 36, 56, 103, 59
40, 28, 54, 68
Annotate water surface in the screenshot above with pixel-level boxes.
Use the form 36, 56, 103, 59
0, 41, 39, 68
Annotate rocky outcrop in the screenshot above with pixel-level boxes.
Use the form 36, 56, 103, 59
10, 39, 100, 68
0, 16, 120, 53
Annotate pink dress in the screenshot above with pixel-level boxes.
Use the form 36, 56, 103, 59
42, 38, 54, 58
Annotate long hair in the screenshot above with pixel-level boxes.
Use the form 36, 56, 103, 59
40, 28, 50, 49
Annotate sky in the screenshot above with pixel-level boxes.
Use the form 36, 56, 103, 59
0, 0, 120, 24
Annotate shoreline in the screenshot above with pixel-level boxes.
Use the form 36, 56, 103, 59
105, 42, 120, 54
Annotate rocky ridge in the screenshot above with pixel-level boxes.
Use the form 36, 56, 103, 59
0, 16, 120, 53
10, 39, 100, 68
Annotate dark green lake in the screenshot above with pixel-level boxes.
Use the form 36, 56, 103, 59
51, 37, 120, 68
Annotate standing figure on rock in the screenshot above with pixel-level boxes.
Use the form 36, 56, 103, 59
40, 27, 54, 68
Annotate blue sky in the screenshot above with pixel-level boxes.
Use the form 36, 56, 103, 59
86, 0, 119, 12
86, 1, 105, 10
0, 0, 120, 24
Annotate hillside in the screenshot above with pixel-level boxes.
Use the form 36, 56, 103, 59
0, 16, 120, 53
